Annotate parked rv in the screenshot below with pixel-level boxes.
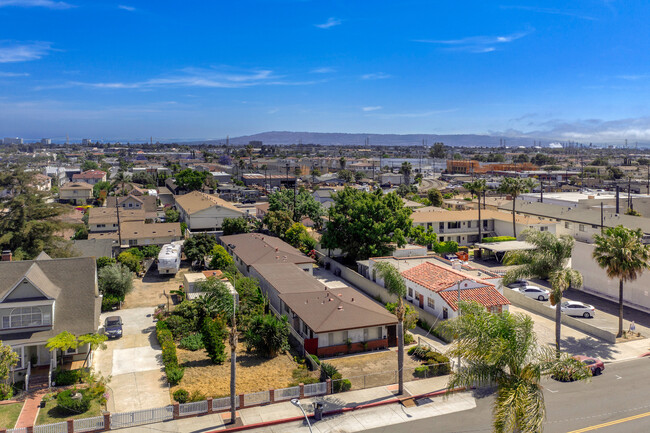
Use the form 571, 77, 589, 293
158, 243, 182, 275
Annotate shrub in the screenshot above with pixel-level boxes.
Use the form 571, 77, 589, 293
54, 369, 83, 386
414, 366, 429, 378
56, 389, 91, 414
201, 317, 227, 364
117, 251, 141, 273
141, 245, 161, 258
165, 366, 185, 385
333, 377, 351, 392
165, 315, 193, 340
162, 341, 178, 367
189, 390, 207, 402
173, 388, 189, 403
244, 314, 290, 358
310, 354, 321, 366
208, 244, 235, 270
125, 247, 145, 260
404, 333, 415, 345
0, 384, 13, 400
96, 256, 116, 270
407, 346, 419, 356
481, 236, 516, 243
320, 362, 339, 382
98, 263, 133, 298
101, 294, 122, 312
179, 333, 205, 351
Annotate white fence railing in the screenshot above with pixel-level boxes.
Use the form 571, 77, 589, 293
304, 382, 327, 397
110, 405, 173, 429
34, 421, 67, 433
212, 396, 238, 412
179, 400, 208, 416
73, 416, 105, 433
274, 386, 300, 401
243, 390, 270, 407
7, 428, 28, 433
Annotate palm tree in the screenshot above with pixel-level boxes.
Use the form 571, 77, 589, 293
111, 170, 131, 195
374, 261, 407, 395
593, 226, 650, 337
339, 156, 346, 170
503, 230, 581, 356
444, 301, 590, 433
399, 162, 412, 185
464, 179, 487, 243
498, 177, 537, 238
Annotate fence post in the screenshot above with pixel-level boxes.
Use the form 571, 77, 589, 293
299, 383, 305, 399
103, 412, 111, 431
207, 398, 213, 414
173, 402, 180, 420
269, 389, 275, 404
67, 418, 75, 433
239, 394, 245, 409
326, 379, 332, 395
0, 428, 7, 433
26, 427, 33, 433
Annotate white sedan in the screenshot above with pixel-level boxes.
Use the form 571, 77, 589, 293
512, 286, 550, 301
552, 301, 596, 318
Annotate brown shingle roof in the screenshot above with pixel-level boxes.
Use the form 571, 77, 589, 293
222, 233, 315, 267
89, 221, 181, 240
88, 207, 146, 225
72, 170, 106, 180
175, 191, 243, 215
60, 182, 93, 191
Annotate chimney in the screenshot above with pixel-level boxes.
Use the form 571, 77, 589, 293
1, 250, 12, 262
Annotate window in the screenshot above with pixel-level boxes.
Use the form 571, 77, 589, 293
363, 328, 369, 341
439, 222, 444, 231
448, 222, 460, 229
408, 287, 413, 298
467, 221, 471, 228
592, 225, 599, 229
342, 330, 348, 343
378, 327, 383, 339
328, 333, 334, 346
540, 226, 548, 231
565, 222, 572, 229
579, 224, 585, 232
427, 297, 435, 309
7, 307, 48, 329
128, 239, 137, 246
483, 220, 488, 228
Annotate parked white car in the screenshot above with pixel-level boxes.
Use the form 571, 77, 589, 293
512, 286, 550, 301
551, 301, 596, 318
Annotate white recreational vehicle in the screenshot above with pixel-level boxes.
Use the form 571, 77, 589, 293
158, 243, 182, 275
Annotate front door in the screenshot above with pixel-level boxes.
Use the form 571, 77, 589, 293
443, 307, 448, 319
387, 325, 397, 347
418, 294, 424, 309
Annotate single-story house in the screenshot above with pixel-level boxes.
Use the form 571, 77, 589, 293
174, 191, 246, 231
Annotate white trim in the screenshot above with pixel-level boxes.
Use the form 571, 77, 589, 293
0, 274, 55, 303
0, 299, 55, 308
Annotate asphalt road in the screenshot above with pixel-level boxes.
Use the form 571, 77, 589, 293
363, 357, 650, 433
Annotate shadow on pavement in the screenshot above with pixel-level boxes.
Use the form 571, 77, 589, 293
560, 336, 620, 360
564, 288, 650, 331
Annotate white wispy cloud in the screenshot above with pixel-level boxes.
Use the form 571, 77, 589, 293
362, 106, 382, 112
500, 5, 596, 21
414, 29, 532, 53
617, 74, 649, 81
117, 4, 135, 12
0, 0, 73, 9
315, 17, 342, 29
0, 41, 54, 63
0, 71, 29, 77
39, 67, 321, 90
310, 67, 335, 74
371, 109, 457, 119
361, 72, 390, 80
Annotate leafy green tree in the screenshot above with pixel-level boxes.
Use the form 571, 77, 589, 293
92, 181, 112, 199
77, 333, 108, 367
201, 316, 227, 364
72, 225, 89, 240
339, 156, 346, 170
503, 230, 581, 356
263, 210, 294, 238
0, 168, 68, 259
284, 223, 316, 253
81, 160, 99, 171
498, 177, 536, 237
429, 142, 446, 159
209, 244, 235, 270
607, 166, 624, 180
116, 251, 141, 273
175, 169, 208, 191
268, 188, 324, 227
427, 188, 444, 207
321, 188, 412, 261
98, 263, 133, 298
337, 169, 354, 183
46, 331, 78, 366
464, 179, 487, 242
165, 208, 180, 222
195, 278, 235, 321
593, 226, 650, 337
184, 233, 216, 268
442, 301, 590, 433
96, 256, 116, 270
234, 277, 266, 329
140, 245, 161, 258
374, 261, 407, 395
399, 162, 412, 185
410, 225, 438, 249
222, 217, 250, 235
396, 184, 416, 197
0, 341, 19, 400
244, 314, 290, 358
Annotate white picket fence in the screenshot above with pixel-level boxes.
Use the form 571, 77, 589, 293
304, 382, 327, 397
274, 385, 300, 401
33, 421, 67, 433
243, 390, 270, 406
73, 416, 105, 433
179, 400, 208, 416
110, 405, 173, 429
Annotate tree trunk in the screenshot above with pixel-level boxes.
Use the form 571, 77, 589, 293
512, 198, 517, 238
477, 196, 482, 242
555, 292, 562, 358
617, 279, 624, 338
397, 299, 404, 396
229, 319, 237, 422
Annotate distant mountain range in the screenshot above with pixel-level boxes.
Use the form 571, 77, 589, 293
189, 131, 557, 147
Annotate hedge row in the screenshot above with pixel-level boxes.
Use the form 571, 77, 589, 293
156, 320, 185, 385
481, 236, 516, 243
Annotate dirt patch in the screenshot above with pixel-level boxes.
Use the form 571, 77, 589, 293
326, 349, 422, 378
124, 263, 190, 309
172, 339, 313, 398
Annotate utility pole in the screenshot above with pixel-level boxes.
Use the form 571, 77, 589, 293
229, 275, 237, 424
601, 202, 604, 233
456, 280, 461, 373
115, 195, 122, 247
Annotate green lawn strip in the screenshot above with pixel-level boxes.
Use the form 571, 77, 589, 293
35, 398, 101, 425
0, 402, 24, 429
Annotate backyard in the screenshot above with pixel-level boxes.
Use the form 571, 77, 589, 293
0, 402, 23, 429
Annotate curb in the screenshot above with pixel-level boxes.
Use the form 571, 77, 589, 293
208, 387, 466, 432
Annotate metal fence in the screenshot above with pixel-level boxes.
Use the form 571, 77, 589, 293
243, 390, 270, 407
331, 364, 451, 393
110, 405, 174, 429
33, 422, 67, 433
303, 382, 327, 397
274, 385, 300, 401
179, 400, 208, 416
7, 428, 28, 433
73, 416, 105, 433
212, 396, 238, 412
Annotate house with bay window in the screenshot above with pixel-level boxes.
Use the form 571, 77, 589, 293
0, 253, 101, 386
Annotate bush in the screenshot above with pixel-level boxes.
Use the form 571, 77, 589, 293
173, 388, 189, 403
56, 389, 92, 414
54, 369, 83, 386
98, 263, 133, 298
179, 333, 204, 351
414, 366, 429, 378
189, 390, 207, 402
244, 314, 290, 358
435, 241, 459, 254
165, 315, 193, 340
125, 247, 145, 260
407, 346, 419, 356
165, 366, 185, 385
201, 317, 227, 364
162, 341, 178, 367
0, 384, 13, 400
96, 256, 116, 270
404, 333, 415, 344
141, 245, 161, 258
101, 294, 122, 312
310, 354, 321, 366
481, 236, 516, 243
333, 377, 351, 392
117, 251, 141, 273
320, 362, 339, 382
209, 244, 235, 270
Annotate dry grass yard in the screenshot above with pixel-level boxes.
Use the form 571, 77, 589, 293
327, 349, 422, 378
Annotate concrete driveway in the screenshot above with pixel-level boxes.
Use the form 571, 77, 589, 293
94, 307, 171, 413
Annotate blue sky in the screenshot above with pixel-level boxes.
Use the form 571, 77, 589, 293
1, 0, 650, 143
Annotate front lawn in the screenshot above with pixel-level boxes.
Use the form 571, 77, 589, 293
36, 398, 102, 425
0, 402, 23, 429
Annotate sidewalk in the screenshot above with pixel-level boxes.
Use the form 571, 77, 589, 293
114, 375, 465, 433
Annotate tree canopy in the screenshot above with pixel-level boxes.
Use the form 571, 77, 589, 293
268, 188, 324, 228
321, 188, 412, 261
175, 169, 208, 191
184, 233, 217, 267
222, 217, 250, 236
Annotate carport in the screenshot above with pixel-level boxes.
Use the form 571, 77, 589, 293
475, 240, 536, 263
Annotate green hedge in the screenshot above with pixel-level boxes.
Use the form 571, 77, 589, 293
173, 388, 189, 403
56, 389, 92, 414
54, 369, 83, 386
156, 319, 185, 384
481, 236, 516, 243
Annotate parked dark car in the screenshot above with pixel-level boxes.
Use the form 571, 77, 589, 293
104, 316, 123, 339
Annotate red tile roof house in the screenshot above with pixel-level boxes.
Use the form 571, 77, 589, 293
72, 169, 107, 185
398, 261, 509, 319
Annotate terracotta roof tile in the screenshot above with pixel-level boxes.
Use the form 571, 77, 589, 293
439, 287, 510, 311
401, 262, 474, 292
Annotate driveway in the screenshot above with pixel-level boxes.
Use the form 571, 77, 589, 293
94, 307, 170, 413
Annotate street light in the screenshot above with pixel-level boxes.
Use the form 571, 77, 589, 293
290, 398, 313, 433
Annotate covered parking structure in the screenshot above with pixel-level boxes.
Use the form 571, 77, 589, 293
475, 240, 536, 263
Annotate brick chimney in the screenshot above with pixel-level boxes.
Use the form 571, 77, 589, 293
1, 250, 12, 261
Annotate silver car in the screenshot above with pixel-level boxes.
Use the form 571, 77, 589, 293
513, 286, 550, 301
553, 301, 596, 318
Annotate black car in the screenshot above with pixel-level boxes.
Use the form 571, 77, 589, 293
241, 198, 256, 204
104, 316, 123, 339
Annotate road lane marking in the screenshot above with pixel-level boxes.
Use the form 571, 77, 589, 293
567, 411, 650, 432
615, 375, 622, 380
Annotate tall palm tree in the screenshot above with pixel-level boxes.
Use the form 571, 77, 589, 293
399, 162, 413, 185
444, 301, 590, 433
503, 230, 581, 356
498, 177, 536, 238
464, 179, 487, 243
374, 261, 407, 395
593, 226, 650, 337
